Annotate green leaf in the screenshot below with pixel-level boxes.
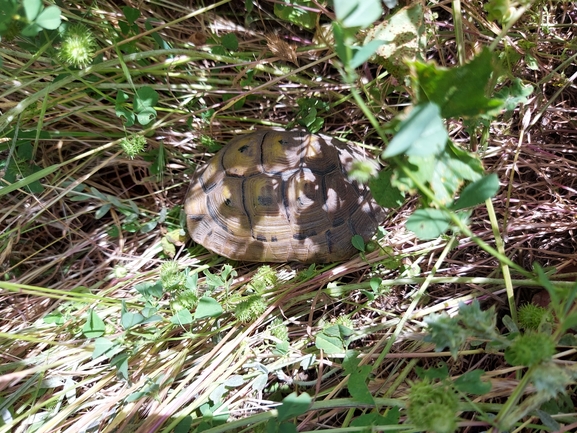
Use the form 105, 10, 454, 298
171, 309, 193, 325
315, 325, 352, 354
351, 408, 400, 427
111, 352, 129, 379
92, 337, 115, 359
383, 103, 447, 158
122, 6, 140, 25
413, 48, 504, 119
23, 0, 42, 21
349, 370, 374, 404
424, 312, 468, 358
415, 363, 449, 380
277, 392, 311, 422
351, 234, 365, 252
95, 203, 111, 219
369, 168, 405, 208
454, 369, 492, 395
43, 311, 65, 325
274, 0, 316, 30
20, 22, 41, 36
406, 209, 451, 239
134, 281, 164, 298
363, 2, 425, 78
115, 90, 135, 127
453, 173, 500, 210
221, 33, 238, 51
136, 107, 156, 125
194, 296, 223, 319
315, 332, 344, 354
334, 0, 383, 29
134, 86, 159, 110
349, 40, 385, 69
35, 5, 61, 30
82, 309, 106, 338
495, 78, 534, 112
121, 310, 145, 329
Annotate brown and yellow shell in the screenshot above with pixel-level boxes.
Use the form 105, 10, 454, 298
184, 129, 385, 263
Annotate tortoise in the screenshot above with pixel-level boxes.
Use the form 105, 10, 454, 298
184, 129, 385, 263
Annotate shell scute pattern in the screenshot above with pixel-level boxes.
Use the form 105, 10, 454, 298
185, 129, 385, 263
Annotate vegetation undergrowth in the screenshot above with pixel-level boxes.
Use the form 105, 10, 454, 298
1, 0, 577, 432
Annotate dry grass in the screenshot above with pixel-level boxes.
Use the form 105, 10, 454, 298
1, 0, 577, 432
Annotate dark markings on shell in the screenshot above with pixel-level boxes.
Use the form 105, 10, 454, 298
271, 236, 278, 242
293, 230, 317, 241
188, 215, 204, 222
256, 234, 267, 242
325, 229, 333, 254
280, 179, 292, 223
332, 217, 345, 227
224, 198, 232, 207
207, 196, 229, 233
200, 171, 216, 194
238, 144, 249, 153
258, 195, 273, 206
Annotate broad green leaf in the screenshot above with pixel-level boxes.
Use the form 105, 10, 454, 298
454, 369, 492, 395
351, 408, 400, 427
274, 0, 316, 29
334, 0, 383, 29
349, 40, 385, 69
134, 86, 159, 110
221, 33, 238, 51
122, 6, 140, 25
415, 363, 449, 380
35, 5, 61, 30
82, 309, 106, 338
413, 48, 504, 119
495, 78, 534, 112
115, 91, 135, 126
111, 353, 129, 379
92, 337, 115, 359
134, 281, 164, 298
315, 333, 344, 354
23, 0, 42, 21
43, 312, 65, 325
351, 234, 365, 251
20, 22, 41, 36
349, 371, 374, 404
397, 142, 483, 206
363, 2, 425, 78
137, 107, 156, 125
453, 173, 500, 210
171, 309, 193, 325
95, 203, 111, 219
383, 103, 447, 157
121, 310, 145, 329
406, 208, 451, 239
194, 296, 223, 319
370, 168, 405, 208
140, 220, 158, 233
277, 392, 311, 422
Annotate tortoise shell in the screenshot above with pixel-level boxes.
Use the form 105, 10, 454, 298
184, 129, 385, 263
